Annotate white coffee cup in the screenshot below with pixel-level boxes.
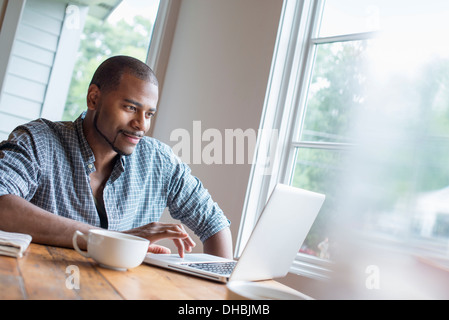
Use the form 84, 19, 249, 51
72, 229, 150, 271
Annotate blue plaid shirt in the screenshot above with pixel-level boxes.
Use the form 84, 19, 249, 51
0, 113, 229, 242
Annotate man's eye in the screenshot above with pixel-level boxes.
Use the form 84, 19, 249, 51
146, 113, 155, 119
125, 105, 136, 112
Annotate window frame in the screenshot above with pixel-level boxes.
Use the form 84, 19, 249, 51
236, 0, 377, 280
145, 0, 180, 137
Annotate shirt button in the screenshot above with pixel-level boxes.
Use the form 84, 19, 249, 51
88, 164, 93, 169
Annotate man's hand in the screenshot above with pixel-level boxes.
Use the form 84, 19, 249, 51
124, 222, 196, 258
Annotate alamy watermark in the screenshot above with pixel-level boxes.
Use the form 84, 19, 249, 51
66, 265, 80, 290
170, 121, 278, 175
65, 5, 81, 30
365, 264, 380, 290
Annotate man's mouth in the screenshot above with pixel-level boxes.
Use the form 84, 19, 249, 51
121, 131, 143, 144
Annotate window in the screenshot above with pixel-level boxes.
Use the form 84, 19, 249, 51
62, 0, 160, 121
238, 0, 449, 284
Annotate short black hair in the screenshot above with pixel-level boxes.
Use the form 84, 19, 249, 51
89, 55, 158, 93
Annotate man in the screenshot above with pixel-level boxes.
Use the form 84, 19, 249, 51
0, 55, 232, 259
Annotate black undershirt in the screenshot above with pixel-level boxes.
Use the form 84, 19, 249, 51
93, 195, 108, 229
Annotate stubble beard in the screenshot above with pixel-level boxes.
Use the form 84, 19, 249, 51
93, 112, 132, 156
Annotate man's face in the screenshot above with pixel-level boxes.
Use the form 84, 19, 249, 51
90, 73, 158, 156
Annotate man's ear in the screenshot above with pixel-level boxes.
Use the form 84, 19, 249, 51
86, 84, 101, 111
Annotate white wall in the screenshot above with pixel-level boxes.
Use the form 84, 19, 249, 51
152, 0, 283, 252
0, 0, 7, 33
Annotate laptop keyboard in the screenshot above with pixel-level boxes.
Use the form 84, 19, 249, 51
186, 261, 237, 275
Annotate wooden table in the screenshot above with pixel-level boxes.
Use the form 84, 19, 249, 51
0, 243, 296, 300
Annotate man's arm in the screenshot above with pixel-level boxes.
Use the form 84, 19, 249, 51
0, 194, 96, 249
203, 227, 233, 259
0, 194, 195, 254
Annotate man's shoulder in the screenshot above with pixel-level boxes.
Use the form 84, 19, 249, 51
9, 118, 74, 141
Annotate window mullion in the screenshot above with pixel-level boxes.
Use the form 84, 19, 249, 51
291, 141, 354, 151
311, 31, 379, 44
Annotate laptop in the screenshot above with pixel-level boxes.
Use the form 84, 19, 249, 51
144, 184, 325, 283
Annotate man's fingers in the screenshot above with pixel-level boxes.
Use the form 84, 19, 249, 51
173, 238, 185, 258
183, 236, 196, 249
177, 225, 196, 251
152, 229, 188, 241
147, 244, 171, 254
172, 225, 196, 257
125, 222, 197, 257
149, 223, 189, 242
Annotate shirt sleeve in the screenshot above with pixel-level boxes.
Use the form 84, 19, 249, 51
163, 150, 230, 243
0, 126, 42, 200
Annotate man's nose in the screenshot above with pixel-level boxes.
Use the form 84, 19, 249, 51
131, 111, 149, 132
131, 112, 143, 129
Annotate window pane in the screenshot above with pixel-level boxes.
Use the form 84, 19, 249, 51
319, 0, 449, 38
62, 0, 160, 121
297, 1, 449, 262
290, 148, 347, 259
319, 0, 381, 37
395, 139, 449, 240
409, 57, 449, 138
329, 8, 449, 267
299, 40, 370, 143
